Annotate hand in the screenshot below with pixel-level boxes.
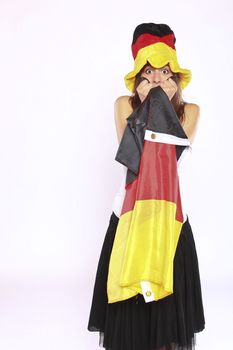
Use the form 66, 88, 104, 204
136, 79, 159, 103
159, 77, 178, 100
136, 76, 178, 103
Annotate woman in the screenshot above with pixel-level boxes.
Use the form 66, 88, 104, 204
87, 23, 205, 350
115, 64, 199, 145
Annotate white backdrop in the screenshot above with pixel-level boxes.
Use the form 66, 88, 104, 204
0, 0, 232, 349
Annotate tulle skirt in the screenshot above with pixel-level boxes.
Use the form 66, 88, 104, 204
87, 211, 205, 350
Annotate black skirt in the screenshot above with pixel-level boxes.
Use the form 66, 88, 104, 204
87, 211, 205, 350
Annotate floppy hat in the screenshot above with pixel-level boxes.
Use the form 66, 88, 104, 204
124, 23, 192, 92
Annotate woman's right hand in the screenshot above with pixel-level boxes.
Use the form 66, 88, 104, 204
136, 78, 159, 103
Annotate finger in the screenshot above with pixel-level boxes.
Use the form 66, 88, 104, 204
139, 77, 150, 85
167, 77, 177, 87
163, 78, 172, 85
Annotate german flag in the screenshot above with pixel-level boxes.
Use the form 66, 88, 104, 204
107, 86, 192, 303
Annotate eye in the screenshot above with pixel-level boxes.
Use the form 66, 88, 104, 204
162, 68, 170, 74
144, 68, 153, 74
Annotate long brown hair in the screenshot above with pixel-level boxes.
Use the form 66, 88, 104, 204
128, 62, 189, 125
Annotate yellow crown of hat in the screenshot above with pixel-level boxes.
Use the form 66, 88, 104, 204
124, 23, 192, 92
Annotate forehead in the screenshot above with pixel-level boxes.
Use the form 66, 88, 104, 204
144, 63, 170, 69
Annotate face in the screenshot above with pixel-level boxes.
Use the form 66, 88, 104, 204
140, 63, 173, 86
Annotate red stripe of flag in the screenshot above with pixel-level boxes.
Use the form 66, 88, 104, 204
121, 141, 183, 222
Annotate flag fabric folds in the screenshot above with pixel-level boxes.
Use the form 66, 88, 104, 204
107, 86, 192, 303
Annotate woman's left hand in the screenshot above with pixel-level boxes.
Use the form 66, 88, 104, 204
159, 77, 178, 100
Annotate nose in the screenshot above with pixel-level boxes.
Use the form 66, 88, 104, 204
152, 69, 161, 84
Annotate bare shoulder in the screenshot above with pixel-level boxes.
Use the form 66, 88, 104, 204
114, 95, 133, 144
182, 103, 201, 144
114, 95, 133, 116
184, 103, 200, 119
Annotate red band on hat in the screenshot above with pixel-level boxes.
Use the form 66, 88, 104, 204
132, 33, 176, 59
